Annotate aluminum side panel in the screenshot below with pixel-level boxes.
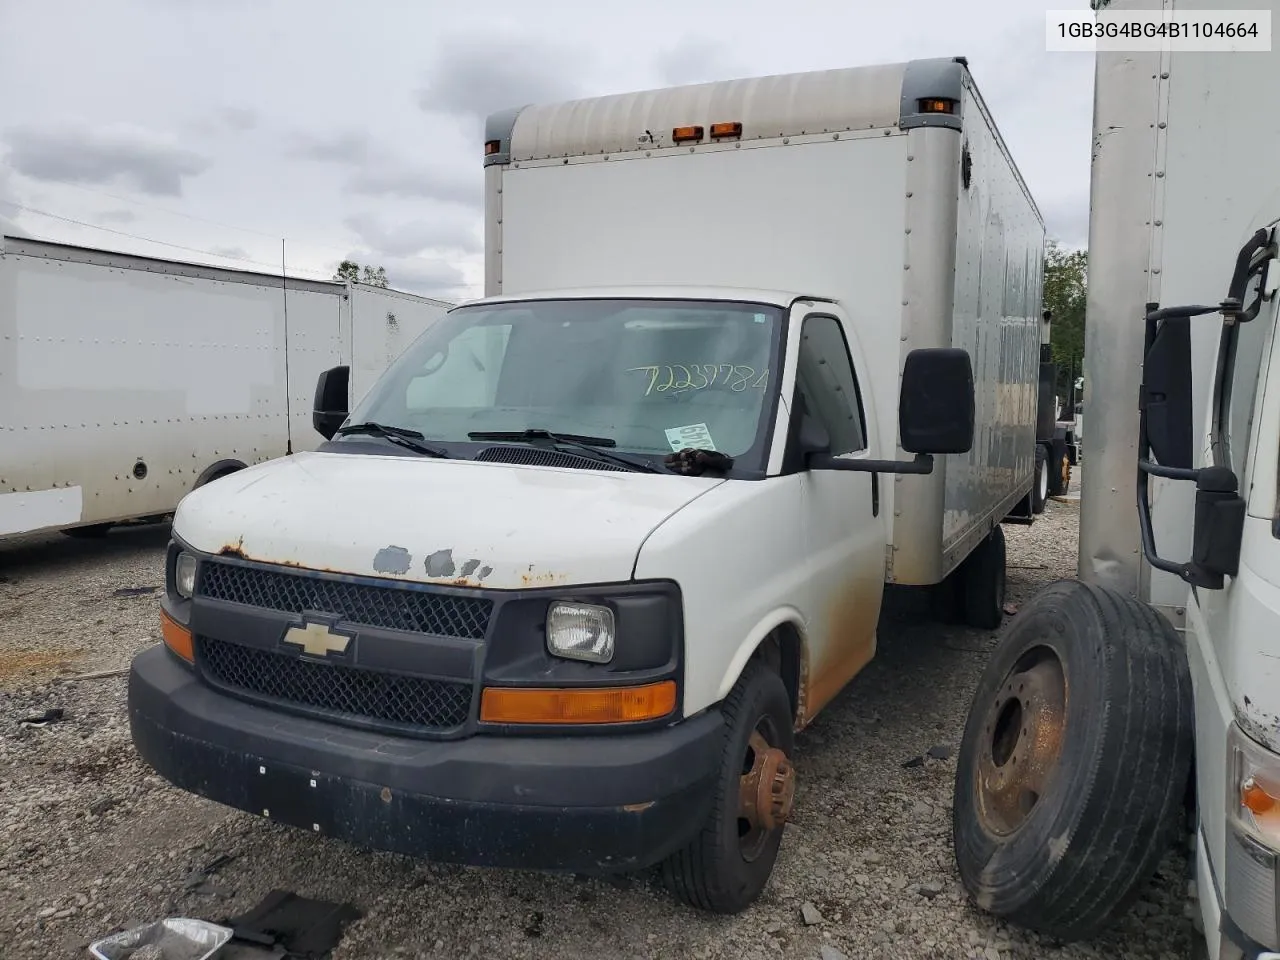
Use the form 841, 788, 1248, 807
890, 126, 960, 583
898, 84, 1043, 584
1079, 27, 1164, 597
347, 285, 452, 410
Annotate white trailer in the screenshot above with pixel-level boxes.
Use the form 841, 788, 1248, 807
0, 236, 452, 540
952, 3, 1280, 957
127, 57, 1047, 915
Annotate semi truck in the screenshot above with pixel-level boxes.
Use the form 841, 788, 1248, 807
128, 57, 1048, 912
952, 2, 1280, 957
0, 235, 452, 540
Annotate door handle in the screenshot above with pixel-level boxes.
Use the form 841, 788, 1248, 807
872, 473, 879, 517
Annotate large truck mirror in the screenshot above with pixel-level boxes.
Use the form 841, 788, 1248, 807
899, 348, 975, 455
1190, 466, 1246, 583
313, 365, 350, 440
1142, 316, 1194, 471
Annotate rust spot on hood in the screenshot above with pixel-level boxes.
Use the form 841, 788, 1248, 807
220, 536, 246, 558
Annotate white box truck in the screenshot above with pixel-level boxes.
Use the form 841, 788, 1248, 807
951, 3, 1280, 957
127, 57, 1046, 912
0, 235, 452, 540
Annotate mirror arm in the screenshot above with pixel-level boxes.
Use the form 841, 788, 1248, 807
808, 452, 935, 475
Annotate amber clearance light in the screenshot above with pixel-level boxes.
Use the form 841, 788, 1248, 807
480, 681, 677, 724
672, 125, 705, 144
161, 609, 194, 662
918, 97, 957, 115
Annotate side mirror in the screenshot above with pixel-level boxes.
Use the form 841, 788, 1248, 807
1190, 466, 1246, 584
899, 348, 975, 455
1142, 316, 1194, 470
313, 365, 350, 440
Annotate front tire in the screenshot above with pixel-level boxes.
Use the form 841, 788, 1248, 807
952, 580, 1193, 941
663, 660, 796, 913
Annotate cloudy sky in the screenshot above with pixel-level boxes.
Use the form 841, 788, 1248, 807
0, 0, 1094, 302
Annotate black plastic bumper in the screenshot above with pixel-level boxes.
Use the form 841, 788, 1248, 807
128, 645, 723, 873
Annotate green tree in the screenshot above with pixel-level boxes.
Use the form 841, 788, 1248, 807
1043, 240, 1087, 404
333, 259, 389, 287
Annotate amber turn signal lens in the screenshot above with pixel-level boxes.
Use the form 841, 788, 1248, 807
480, 681, 677, 724
161, 609, 194, 662
709, 121, 743, 139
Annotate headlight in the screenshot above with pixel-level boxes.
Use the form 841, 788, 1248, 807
175, 552, 197, 599
546, 602, 615, 664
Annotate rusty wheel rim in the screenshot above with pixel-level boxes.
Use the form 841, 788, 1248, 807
737, 721, 794, 861
975, 645, 1067, 836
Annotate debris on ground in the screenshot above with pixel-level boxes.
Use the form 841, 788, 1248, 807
88, 917, 232, 960
221, 890, 360, 957
18, 707, 64, 727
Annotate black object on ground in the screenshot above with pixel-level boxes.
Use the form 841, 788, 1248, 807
20, 708, 64, 727
222, 891, 361, 959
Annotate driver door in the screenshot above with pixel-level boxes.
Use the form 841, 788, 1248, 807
793, 310, 889, 721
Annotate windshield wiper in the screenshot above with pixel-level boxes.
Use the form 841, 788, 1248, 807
467, 428, 661, 474
335, 422, 449, 458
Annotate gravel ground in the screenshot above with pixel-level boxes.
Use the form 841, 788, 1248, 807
0, 495, 1196, 960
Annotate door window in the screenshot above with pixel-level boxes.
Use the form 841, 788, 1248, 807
794, 314, 867, 455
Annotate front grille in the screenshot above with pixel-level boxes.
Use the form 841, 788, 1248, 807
198, 636, 472, 731
198, 561, 492, 640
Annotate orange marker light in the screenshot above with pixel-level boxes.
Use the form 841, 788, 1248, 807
672, 125, 705, 143
481, 681, 677, 725
161, 609, 194, 663
1243, 777, 1278, 815
484, 140, 500, 156
710, 121, 743, 139
918, 98, 957, 115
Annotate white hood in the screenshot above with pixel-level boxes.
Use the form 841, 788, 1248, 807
173, 451, 724, 589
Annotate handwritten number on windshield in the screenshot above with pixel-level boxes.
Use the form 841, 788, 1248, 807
628, 364, 769, 396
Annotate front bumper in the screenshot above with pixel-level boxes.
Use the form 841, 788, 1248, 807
129, 645, 723, 873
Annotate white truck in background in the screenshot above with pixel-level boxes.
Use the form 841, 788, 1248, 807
952, 3, 1280, 957
128, 56, 1048, 913
0, 235, 452, 540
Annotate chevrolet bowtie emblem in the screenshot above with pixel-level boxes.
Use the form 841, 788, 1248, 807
282, 621, 352, 658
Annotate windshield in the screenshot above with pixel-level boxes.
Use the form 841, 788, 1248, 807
342, 298, 784, 471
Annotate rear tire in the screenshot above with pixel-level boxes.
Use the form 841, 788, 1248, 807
1048, 446, 1072, 498
961, 526, 1006, 631
952, 580, 1194, 941
1032, 445, 1049, 515
663, 660, 795, 913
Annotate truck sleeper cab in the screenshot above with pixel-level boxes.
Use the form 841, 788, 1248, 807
129, 288, 975, 912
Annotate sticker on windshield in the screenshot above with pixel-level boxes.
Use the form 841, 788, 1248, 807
665, 422, 717, 452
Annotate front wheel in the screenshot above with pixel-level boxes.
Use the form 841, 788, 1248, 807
663, 660, 796, 913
